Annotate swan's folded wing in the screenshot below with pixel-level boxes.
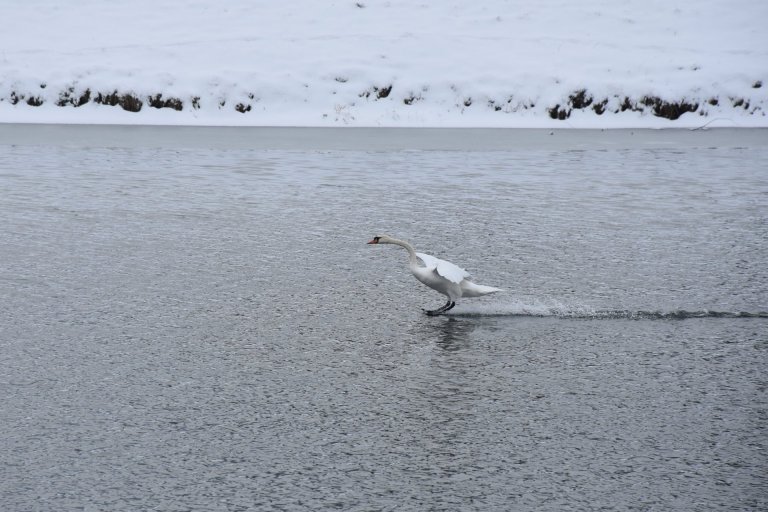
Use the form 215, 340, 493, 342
416, 252, 470, 284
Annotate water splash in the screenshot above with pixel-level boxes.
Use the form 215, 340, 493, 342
449, 298, 768, 320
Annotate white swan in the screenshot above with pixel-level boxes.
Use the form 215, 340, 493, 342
367, 235, 502, 315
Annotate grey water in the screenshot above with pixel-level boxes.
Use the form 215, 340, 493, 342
1, 127, 767, 511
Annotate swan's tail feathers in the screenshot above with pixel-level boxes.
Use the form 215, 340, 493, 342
461, 282, 503, 298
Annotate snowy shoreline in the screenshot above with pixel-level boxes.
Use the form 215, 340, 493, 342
3, 83, 765, 128
1, 0, 766, 128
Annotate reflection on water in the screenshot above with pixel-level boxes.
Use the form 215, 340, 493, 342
1, 140, 767, 511
415, 317, 476, 352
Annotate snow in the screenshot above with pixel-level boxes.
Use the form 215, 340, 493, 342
0, 0, 766, 127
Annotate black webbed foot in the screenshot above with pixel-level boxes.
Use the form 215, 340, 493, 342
423, 300, 456, 316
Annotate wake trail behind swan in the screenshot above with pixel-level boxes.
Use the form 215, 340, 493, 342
448, 298, 768, 320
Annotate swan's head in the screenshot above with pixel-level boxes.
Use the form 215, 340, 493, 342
367, 235, 395, 245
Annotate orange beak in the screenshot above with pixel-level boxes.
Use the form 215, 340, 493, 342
367, 238, 378, 244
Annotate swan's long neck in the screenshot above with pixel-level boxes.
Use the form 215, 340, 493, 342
388, 238, 419, 266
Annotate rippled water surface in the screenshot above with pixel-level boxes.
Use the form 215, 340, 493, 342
1, 131, 767, 511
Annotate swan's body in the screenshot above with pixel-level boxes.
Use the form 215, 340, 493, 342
367, 235, 502, 315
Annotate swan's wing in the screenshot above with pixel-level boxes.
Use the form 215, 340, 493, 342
436, 259, 471, 284
416, 252, 470, 284
415, 252, 440, 268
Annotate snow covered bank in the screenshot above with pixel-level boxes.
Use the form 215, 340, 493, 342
1, 0, 766, 128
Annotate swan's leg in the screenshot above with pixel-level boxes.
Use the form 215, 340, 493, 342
424, 300, 454, 316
